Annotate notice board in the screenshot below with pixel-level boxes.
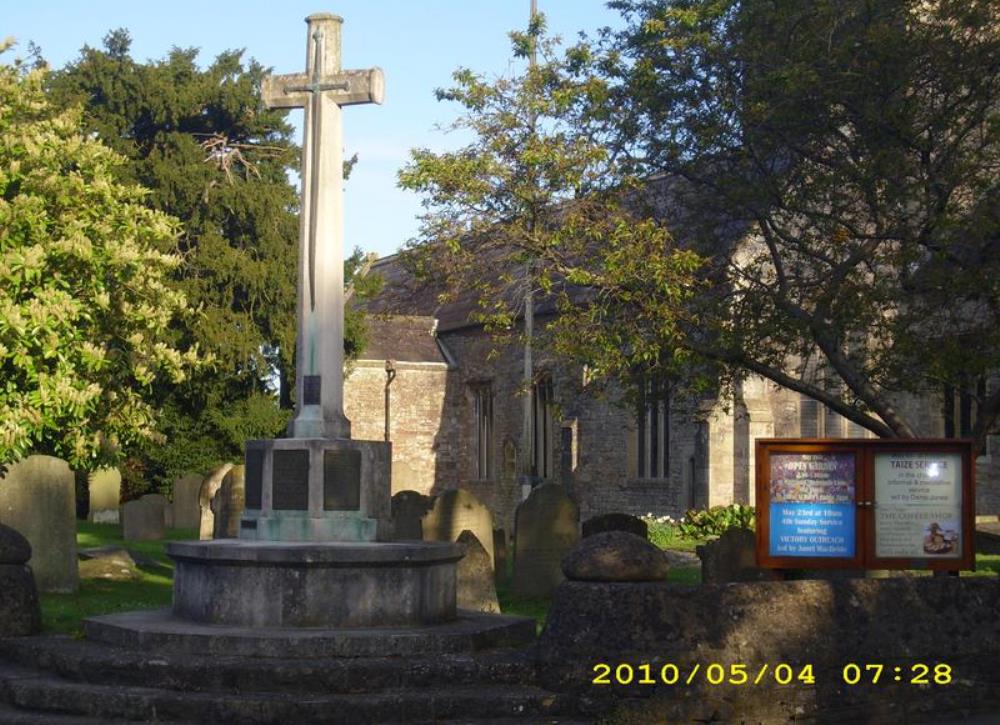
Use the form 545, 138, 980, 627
756, 439, 974, 571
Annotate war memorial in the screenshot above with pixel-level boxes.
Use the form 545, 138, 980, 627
0, 7, 998, 724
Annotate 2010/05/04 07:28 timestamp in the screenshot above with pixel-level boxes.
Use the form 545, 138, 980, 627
591, 662, 954, 687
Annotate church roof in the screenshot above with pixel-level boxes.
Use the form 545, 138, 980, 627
358, 314, 447, 364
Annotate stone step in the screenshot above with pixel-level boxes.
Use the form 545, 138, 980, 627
0, 660, 582, 724
0, 636, 538, 695
0, 701, 156, 725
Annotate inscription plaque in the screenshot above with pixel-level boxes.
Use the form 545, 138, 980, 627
272, 449, 310, 510
245, 448, 264, 510
324, 449, 362, 511
303, 375, 321, 405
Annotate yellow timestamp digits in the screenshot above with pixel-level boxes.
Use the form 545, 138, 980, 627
591, 662, 816, 687
841, 663, 953, 685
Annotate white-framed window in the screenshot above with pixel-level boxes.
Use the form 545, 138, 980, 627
472, 383, 494, 479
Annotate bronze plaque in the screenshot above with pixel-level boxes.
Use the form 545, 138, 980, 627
303, 375, 321, 405
272, 449, 310, 510
324, 449, 361, 511
245, 448, 264, 510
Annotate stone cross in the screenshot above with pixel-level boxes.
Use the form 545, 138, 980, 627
262, 13, 384, 440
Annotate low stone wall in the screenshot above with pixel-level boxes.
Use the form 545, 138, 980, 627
537, 577, 1000, 722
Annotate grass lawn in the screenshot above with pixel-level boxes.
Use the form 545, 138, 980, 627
40, 522, 197, 635
40, 522, 996, 636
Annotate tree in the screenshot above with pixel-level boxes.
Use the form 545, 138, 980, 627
45, 31, 378, 486
596, 0, 1000, 452
399, 16, 702, 406
0, 43, 203, 472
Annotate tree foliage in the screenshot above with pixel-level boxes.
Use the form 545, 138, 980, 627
399, 16, 703, 396
0, 43, 203, 471
596, 0, 1000, 450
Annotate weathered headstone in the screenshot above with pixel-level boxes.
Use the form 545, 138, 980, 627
0, 524, 41, 636
493, 528, 508, 585
390, 490, 435, 540
582, 512, 648, 540
212, 464, 246, 539
696, 527, 777, 583
421, 489, 495, 568
0, 455, 78, 592
456, 530, 500, 613
122, 497, 165, 541
562, 531, 668, 582
87, 468, 121, 524
78, 546, 141, 581
198, 463, 235, 540
142, 493, 172, 530
171, 473, 203, 531
512, 482, 580, 598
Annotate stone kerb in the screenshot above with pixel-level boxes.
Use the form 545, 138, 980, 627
536, 577, 1000, 721
512, 482, 580, 598
421, 489, 495, 569
87, 468, 121, 524
171, 473, 203, 530
0, 455, 78, 592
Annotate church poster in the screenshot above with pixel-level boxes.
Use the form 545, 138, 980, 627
768, 452, 856, 558
874, 452, 963, 559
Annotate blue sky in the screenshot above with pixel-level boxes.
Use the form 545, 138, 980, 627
5, 1, 624, 259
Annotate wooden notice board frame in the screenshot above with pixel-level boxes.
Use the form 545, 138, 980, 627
756, 439, 975, 571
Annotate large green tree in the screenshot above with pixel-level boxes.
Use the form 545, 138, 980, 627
399, 16, 702, 403
0, 43, 204, 472
46, 31, 376, 487
592, 0, 1000, 452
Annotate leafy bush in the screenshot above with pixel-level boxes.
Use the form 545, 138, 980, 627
677, 504, 755, 539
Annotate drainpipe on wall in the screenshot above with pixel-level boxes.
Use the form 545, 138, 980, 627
384, 359, 396, 442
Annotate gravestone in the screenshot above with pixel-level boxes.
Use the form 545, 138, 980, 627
512, 482, 580, 598
456, 530, 500, 613
562, 531, 668, 582
142, 493, 172, 530
0, 455, 78, 592
696, 527, 778, 583
198, 463, 235, 540
88, 468, 121, 524
582, 512, 648, 540
0, 524, 41, 636
421, 489, 495, 568
122, 497, 165, 541
213, 464, 246, 539
171, 473, 203, 530
78, 547, 141, 581
390, 490, 435, 540
493, 528, 508, 585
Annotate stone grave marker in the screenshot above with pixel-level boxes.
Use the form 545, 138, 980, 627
198, 463, 235, 540
493, 528, 508, 585
0, 523, 41, 636
122, 497, 165, 541
171, 473, 203, 530
512, 482, 579, 598
582, 512, 648, 540
421, 488, 495, 568
142, 493, 173, 530
456, 530, 500, 613
88, 468, 121, 524
390, 490, 435, 540
212, 464, 246, 539
697, 527, 779, 583
0, 455, 78, 592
